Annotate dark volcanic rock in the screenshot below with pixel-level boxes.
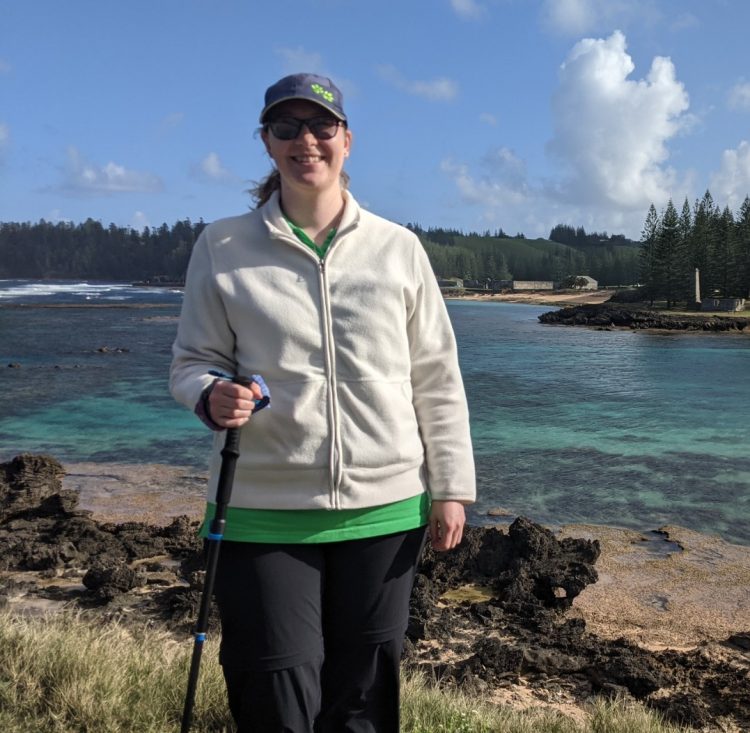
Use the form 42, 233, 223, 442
2, 453, 749, 731
0, 454, 203, 614
415, 518, 600, 618
538, 304, 748, 331
83, 561, 146, 602
0, 453, 77, 521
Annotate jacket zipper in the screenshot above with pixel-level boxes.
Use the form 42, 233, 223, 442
318, 258, 342, 509
275, 229, 345, 509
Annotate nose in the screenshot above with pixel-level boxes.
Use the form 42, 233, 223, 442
296, 122, 317, 141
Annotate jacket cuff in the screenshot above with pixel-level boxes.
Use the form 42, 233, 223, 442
194, 379, 224, 431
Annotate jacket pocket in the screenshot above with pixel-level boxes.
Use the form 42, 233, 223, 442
336, 379, 423, 470
238, 378, 330, 471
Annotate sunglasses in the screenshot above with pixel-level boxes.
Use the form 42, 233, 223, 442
266, 116, 343, 141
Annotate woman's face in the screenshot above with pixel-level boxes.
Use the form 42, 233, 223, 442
262, 99, 352, 199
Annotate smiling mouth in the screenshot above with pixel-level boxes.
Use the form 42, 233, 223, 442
292, 155, 324, 163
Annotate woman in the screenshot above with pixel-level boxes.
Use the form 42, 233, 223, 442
170, 72, 475, 732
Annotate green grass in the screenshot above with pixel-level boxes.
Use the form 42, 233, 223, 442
0, 611, 691, 732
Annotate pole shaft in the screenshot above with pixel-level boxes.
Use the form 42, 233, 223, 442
180, 427, 240, 732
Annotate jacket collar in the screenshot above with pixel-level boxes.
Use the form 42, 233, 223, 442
262, 189, 361, 240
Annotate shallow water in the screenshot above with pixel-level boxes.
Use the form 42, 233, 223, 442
2, 280, 749, 544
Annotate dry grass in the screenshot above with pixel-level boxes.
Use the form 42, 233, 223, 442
0, 611, 691, 732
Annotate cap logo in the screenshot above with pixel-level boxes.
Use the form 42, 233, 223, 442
311, 83, 334, 103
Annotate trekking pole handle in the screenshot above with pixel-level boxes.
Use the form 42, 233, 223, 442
208, 370, 271, 415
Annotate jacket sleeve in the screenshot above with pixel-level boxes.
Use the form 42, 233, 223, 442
169, 228, 237, 413
406, 238, 476, 503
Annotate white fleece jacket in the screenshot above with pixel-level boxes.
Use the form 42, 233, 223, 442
170, 191, 475, 510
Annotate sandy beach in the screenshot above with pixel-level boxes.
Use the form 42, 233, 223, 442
446, 290, 615, 307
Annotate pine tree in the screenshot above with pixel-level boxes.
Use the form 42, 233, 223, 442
677, 198, 693, 302
711, 206, 735, 297
691, 190, 718, 297
654, 200, 681, 308
734, 196, 750, 298
639, 204, 659, 304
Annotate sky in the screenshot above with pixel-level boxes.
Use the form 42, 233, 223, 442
1, 0, 749, 241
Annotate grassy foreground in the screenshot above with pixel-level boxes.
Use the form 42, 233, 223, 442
0, 611, 690, 732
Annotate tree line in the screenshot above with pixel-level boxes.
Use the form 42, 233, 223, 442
408, 224, 640, 287
0, 218, 206, 280
1, 215, 643, 288
639, 191, 750, 306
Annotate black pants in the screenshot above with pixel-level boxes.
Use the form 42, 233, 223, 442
213, 526, 427, 733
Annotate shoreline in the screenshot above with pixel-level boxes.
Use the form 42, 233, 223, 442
445, 290, 614, 307
3, 454, 748, 729
62, 460, 750, 654
447, 290, 750, 320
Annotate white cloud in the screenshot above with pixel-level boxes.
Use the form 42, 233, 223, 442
192, 152, 240, 184
45, 209, 74, 224
57, 147, 163, 196
710, 141, 750, 212
441, 158, 529, 217
376, 65, 458, 101
480, 147, 527, 187
131, 211, 151, 231
728, 82, 750, 111
541, 0, 597, 34
540, 0, 653, 36
440, 31, 691, 239
479, 112, 497, 126
547, 30, 689, 209
450, 0, 485, 20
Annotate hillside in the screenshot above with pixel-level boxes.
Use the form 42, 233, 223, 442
410, 226, 639, 287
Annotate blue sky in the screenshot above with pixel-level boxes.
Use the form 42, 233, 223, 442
1, 0, 749, 240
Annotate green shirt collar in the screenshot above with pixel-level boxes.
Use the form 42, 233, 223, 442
283, 214, 337, 259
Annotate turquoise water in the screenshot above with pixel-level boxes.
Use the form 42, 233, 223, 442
1, 281, 749, 543
451, 300, 750, 542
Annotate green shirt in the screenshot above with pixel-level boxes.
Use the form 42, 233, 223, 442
283, 214, 337, 258
201, 493, 430, 543
199, 214, 429, 543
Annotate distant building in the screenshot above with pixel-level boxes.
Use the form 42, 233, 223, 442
558, 275, 598, 290
512, 280, 555, 291
701, 298, 746, 312
437, 278, 464, 292
573, 275, 598, 290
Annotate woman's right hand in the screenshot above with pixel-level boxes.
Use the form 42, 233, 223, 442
207, 379, 264, 428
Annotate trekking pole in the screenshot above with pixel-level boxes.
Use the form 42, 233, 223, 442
180, 374, 270, 733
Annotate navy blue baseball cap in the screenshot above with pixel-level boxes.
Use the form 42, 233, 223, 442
260, 73, 347, 123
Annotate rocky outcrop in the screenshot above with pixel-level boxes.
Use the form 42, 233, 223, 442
0, 454, 202, 613
404, 519, 750, 729
1, 454, 749, 730
539, 304, 748, 331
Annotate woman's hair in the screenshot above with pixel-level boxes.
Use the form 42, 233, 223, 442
249, 169, 351, 208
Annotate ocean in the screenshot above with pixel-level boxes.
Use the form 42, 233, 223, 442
2, 279, 749, 544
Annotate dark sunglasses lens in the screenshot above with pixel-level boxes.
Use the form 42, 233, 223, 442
268, 121, 300, 140
269, 118, 339, 140
308, 120, 338, 139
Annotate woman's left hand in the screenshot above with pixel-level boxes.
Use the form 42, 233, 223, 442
428, 500, 466, 552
